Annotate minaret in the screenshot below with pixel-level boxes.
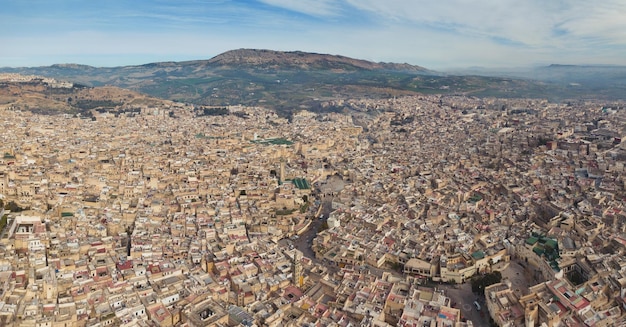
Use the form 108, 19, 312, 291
292, 250, 303, 287
280, 158, 285, 183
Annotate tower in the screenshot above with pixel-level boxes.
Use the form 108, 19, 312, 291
237, 290, 245, 306
280, 158, 285, 183
292, 250, 303, 287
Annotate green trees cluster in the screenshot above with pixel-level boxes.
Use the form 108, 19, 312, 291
195, 107, 229, 116
0, 214, 7, 232
275, 208, 296, 216
3, 200, 27, 212
299, 203, 309, 213
471, 271, 502, 293
73, 99, 121, 110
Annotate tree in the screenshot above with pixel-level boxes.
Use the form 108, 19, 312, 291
0, 214, 8, 231
390, 262, 402, 271
471, 271, 502, 293
4, 201, 26, 212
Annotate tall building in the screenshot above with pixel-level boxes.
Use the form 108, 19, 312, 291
280, 157, 286, 183
293, 250, 303, 287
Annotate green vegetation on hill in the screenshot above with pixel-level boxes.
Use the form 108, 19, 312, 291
3, 49, 626, 118
73, 99, 121, 110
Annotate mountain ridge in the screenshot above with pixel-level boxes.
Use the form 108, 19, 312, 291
2, 49, 626, 116
4, 49, 431, 73
204, 49, 432, 73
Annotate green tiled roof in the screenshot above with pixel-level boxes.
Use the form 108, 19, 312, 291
545, 239, 558, 249
292, 178, 310, 190
526, 237, 538, 245
471, 251, 485, 260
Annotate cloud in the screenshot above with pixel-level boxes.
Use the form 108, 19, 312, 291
257, 0, 340, 17
2, 0, 626, 68
344, 0, 626, 49
557, 2, 626, 45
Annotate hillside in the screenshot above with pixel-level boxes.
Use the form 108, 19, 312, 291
451, 64, 626, 99
0, 77, 173, 116
2, 49, 626, 117
0, 49, 432, 85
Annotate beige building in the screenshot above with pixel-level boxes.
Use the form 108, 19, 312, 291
439, 253, 477, 284
403, 258, 436, 278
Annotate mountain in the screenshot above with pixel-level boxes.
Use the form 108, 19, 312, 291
2, 49, 626, 117
0, 49, 432, 84
534, 64, 626, 87
205, 49, 432, 72
449, 64, 626, 99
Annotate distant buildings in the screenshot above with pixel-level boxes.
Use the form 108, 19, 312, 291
0, 85, 626, 326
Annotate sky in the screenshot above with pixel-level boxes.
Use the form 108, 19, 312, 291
2, 0, 626, 70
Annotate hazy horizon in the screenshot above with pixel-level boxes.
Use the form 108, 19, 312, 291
3, 52, 626, 73
2, 1, 626, 70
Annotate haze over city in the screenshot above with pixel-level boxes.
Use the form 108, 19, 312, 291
3, 0, 626, 69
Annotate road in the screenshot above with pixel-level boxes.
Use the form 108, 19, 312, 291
438, 260, 537, 326
439, 282, 489, 326
278, 178, 343, 269
292, 191, 334, 262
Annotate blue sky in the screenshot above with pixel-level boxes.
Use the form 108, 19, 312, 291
2, 0, 626, 69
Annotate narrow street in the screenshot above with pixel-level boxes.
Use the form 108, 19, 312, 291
278, 177, 343, 269
292, 190, 334, 263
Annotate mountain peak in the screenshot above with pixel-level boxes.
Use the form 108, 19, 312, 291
207, 48, 429, 72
